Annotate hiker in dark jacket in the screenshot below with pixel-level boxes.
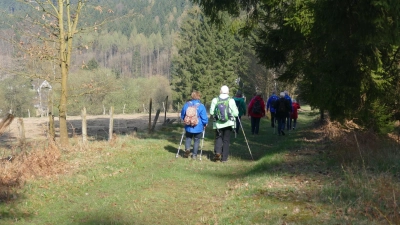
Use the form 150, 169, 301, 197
274, 92, 291, 135
233, 90, 246, 134
266, 91, 279, 128
180, 91, 208, 159
284, 90, 293, 130
247, 91, 266, 135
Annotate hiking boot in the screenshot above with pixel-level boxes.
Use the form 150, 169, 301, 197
192, 155, 197, 160
214, 153, 221, 161
184, 150, 190, 158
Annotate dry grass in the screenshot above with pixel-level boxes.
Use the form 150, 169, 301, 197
0, 132, 132, 203
0, 141, 62, 201
318, 118, 400, 224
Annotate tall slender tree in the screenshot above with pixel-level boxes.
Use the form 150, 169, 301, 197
2, 0, 129, 146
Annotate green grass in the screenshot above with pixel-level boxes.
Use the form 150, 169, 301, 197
0, 105, 399, 224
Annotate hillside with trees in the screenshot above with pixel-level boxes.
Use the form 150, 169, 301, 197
0, 0, 273, 122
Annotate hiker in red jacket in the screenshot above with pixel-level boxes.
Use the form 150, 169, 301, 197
290, 100, 301, 130
247, 91, 266, 135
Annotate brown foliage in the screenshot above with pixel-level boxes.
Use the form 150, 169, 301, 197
319, 118, 400, 224
0, 142, 62, 201
319, 119, 380, 164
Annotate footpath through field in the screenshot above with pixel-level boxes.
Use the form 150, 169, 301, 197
0, 106, 360, 224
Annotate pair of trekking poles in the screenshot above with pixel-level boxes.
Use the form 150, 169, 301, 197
175, 129, 205, 160
175, 117, 254, 161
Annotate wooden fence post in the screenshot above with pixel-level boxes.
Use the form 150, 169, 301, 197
164, 96, 168, 124
152, 109, 161, 132
82, 107, 87, 144
109, 106, 114, 142
0, 113, 14, 136
148, 98, 152, 133
17, 118, 25, 146
48, 112, 55, 142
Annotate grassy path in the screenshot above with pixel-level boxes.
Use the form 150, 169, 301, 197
0, 106, 388, 224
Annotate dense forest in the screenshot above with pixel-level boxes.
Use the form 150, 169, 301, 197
0, 0, 273, 118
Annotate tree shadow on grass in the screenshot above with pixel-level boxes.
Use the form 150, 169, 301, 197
0, 191, 31, 221
70, 210, 136, 225
157, 119, 291, 162
164, 144, 215, 160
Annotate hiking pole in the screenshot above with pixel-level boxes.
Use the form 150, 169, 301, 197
199, 130, 205, 161
237, 117, 254, 161
175, 129, 185, 158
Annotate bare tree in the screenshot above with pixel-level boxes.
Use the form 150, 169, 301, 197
0, 0, 132, 147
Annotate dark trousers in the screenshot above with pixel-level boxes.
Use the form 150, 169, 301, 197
286, 113, 291, 130
270, 112, 276, 127
251, 117, 261, 134
185, 132, 202, 156
277, 116, 286, 134
214, 127, 232, 162
290, 118, 297, 129
235, 116, 242, 133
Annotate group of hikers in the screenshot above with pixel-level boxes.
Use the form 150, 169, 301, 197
180, 85, 301, 162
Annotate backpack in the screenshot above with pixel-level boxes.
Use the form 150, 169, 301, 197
214, 97, 232, 122
252, 99, 262, 114
277, 98, 287, 113
183, 101, 200, 126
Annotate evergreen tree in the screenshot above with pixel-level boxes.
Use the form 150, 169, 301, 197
171, 7, 247, 107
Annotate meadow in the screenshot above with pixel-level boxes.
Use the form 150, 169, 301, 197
0, 106, 399, 224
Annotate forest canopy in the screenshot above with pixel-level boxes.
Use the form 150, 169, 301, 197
192, 0, 400, 132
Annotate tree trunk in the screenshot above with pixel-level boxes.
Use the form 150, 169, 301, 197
58, 0, 84, 147
58, 0, 68, 146
320, 108, 324, 122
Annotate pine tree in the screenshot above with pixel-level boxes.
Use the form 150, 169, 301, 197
171, 7, 247, 107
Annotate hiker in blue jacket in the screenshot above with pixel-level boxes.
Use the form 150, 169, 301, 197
180, 91, 208, 159
284, 90, 293, 130
266, 91, 279, 128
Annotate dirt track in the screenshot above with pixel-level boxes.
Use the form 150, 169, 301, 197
0, 113, 180, 145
